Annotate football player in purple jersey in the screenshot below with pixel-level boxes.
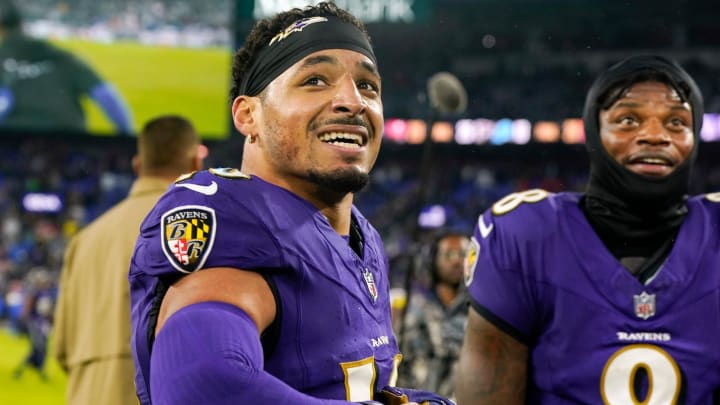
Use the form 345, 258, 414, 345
456, 55, 720, 404
128, 2, 452, 405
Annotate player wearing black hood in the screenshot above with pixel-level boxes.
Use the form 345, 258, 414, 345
457, 56, 720, 404
582, 55, 703, 284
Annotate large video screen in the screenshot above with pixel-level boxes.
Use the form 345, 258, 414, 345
0, 0, 233, 138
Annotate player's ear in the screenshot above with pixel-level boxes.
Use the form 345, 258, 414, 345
131, 154, 140, 176
232, 95, 260, 140
193, 144, 208, 172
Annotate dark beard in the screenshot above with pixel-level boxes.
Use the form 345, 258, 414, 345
308, 167, 369, 194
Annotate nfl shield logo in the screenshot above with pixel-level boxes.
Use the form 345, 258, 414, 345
633, 291, 656, 320
363, 268, 378, 302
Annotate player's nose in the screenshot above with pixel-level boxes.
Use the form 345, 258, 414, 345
331, 77, 365, 116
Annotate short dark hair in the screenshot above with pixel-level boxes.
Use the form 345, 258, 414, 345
139, 115, 199, 175
0, 0, 21, 30
229, 1, 370, 101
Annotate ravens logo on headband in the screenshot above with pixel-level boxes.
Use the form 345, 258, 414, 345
269, 16, 328, 46
161, 205, 216, 273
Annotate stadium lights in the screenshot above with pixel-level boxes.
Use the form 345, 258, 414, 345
701, 113, 720, 142
383, 113, 719, 145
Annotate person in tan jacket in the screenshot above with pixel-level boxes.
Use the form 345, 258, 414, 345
51, 115, 206, 405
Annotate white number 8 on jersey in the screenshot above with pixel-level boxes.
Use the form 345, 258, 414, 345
600, 344, 681, 405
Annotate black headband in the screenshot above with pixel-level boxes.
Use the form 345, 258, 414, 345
239, 16, 376, 97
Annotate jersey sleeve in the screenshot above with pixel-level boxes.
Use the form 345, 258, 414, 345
132, 172, 284, 278
464, 190, 554, 344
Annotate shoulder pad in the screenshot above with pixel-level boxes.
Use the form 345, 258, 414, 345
491, 189, 551, 216
174, 171, 198, 183
703, 192, 720, 204
485, 189, 570, 243
209, 167, 250, 180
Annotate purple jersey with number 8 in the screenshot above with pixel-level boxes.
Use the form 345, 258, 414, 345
465, 190, 720, 404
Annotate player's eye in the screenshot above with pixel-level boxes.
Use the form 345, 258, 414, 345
302, 76, 328, 87
357, 80, 380, 94
668, 117, 689, 128
618, 116, 638, 126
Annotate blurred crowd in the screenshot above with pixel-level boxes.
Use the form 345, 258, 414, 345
22, 0, 231, 48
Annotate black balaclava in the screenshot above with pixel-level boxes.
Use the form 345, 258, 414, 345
582, 55, 704, 260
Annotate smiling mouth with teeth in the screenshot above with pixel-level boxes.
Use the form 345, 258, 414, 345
631, 158, 671, 166
625, 155, 676, 177
318, 132, 365, 149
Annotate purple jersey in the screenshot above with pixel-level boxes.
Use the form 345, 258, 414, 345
465, 190, 720, 404
129, 169, 399, 404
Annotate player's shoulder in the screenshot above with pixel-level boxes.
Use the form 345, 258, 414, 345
465, 190, 575, 285
145, 168, 258, 229
135, 169, 282, 275
161, 167, 252, 202
469, 190, 581, 258
176, 167, 253, 190
691, 192, 720, 208
687, 192, 720, 220
482, 189, 577, 238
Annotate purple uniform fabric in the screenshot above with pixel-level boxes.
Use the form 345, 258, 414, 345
466, 191, 720, 404
129, 169, 399, 404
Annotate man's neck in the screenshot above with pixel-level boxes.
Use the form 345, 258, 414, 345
318, 198, 353, 235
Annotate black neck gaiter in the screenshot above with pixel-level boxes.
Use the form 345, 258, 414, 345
581, 55, 703, 259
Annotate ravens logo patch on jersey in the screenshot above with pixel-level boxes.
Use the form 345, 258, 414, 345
161, 205, 216, 273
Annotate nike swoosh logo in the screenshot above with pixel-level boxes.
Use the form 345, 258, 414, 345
175, 181, 218, 196
478, 215, 494, 238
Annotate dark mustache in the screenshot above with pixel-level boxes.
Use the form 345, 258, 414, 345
311, 117, 372, 137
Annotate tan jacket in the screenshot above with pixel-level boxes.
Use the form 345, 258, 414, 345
52, 177, 171, 405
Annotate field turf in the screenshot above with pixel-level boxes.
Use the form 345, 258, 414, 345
53, 39, 232, 139
0, 328, 65, 405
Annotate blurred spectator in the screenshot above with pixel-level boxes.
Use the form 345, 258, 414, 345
51, 115, 205, 405
3, 278, 24, 332
396, 230, 471, 400
12, 266, 55, 380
